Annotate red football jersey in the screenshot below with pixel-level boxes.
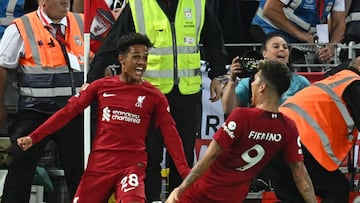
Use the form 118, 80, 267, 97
29, 76, 189, 175
181, 107, 303, 202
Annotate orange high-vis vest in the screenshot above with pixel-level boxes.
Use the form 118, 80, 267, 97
13, 11, 85, 113
14, 11, 85, 70
279, 70, 360, 171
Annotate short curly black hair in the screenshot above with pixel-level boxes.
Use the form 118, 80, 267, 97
116, 32, 153, 54
258, 60, 291, 96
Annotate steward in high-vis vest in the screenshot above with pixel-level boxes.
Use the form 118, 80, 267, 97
277, 58, 360, 202
280, 69, 358, 171
13, 11, 85, 113
129, 0, 204, 94
0, 4, 86, 202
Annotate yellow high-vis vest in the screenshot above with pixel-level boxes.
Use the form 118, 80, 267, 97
129, 0, 205, 94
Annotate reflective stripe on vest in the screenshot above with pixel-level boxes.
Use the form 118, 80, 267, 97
18, 13, 84, 67
17, 65, 72, 74
19, 87, 82, 97
0, 0, 22, 26
281, 102, 342, 166
20, 16, 41, 64
347, 12, 360, 23
281, 72, 359, 170
281, 76, 358, 167
130, 0, 204, 94
14, 12, 84, 112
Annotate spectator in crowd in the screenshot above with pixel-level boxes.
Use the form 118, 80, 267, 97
222, 33, 310, 114
344, 0, 360, 44
277, 56, 360, 202
250, 0, 347, 63
340, 0, 360, 61
16, 32, 190, 203
87, 0, 228, 201
0, 0, 85, 202
165, 60, 317, 203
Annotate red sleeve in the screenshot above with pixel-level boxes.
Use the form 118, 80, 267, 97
214, 108, 246, 149
161, 123, 191, 179
283, 119, 304, 163
154, 91, 190, 178
29, 81, 99, 143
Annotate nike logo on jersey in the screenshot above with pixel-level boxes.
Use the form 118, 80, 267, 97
103, 92, 116, 97
73, 197, 79, 203
123, 187, 135, 192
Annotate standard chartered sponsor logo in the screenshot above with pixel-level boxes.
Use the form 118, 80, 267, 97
102, 107, 141, 124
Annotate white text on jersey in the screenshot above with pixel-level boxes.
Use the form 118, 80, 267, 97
248, 130, 282, 142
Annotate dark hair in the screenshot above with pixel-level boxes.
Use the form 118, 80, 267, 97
261, 32, 288, 52
116, 32, 153, 54
258, 60, 291, 96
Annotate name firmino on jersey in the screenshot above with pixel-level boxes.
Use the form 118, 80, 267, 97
248, 130, 282, 142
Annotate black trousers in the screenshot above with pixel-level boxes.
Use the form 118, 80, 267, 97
1, 110, 84, 203
259, 145, 350, 203
144, 86, 201, 201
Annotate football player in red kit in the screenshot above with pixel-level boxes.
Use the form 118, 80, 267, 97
16, 32, 190, 203
166, 60, 317, 203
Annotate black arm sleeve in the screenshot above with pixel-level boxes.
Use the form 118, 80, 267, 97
87, 6, 136, 82
343, 81, 360, 130
201, 3, 229, 79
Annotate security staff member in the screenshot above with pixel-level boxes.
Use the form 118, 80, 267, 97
0, 0, 85, 202
277, 57, 360, 202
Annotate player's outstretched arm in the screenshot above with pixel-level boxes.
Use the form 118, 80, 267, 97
17, 136, 33, 151
166, 140, 222, 203
289, 161, 317, 203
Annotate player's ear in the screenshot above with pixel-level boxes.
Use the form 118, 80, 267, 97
118, 54, 125, 66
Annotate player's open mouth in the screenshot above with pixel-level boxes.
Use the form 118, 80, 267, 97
136, 67, 144, 75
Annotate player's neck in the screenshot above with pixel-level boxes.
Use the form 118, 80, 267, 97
255, 98, 279, 112
119, 74, 143, 84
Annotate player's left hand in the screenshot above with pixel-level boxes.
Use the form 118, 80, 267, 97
209, 78, 222, 102
165, 187, 180, 203
17, 136, 33, 151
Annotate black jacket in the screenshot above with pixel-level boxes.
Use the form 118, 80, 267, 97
325, 61, 360, 130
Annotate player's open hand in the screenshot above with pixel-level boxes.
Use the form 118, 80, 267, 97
17, 136, 33, 151
165, 187, 180, 203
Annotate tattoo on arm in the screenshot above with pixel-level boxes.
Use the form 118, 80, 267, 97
289, 162, 317, 203
178, 141, 222, 195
